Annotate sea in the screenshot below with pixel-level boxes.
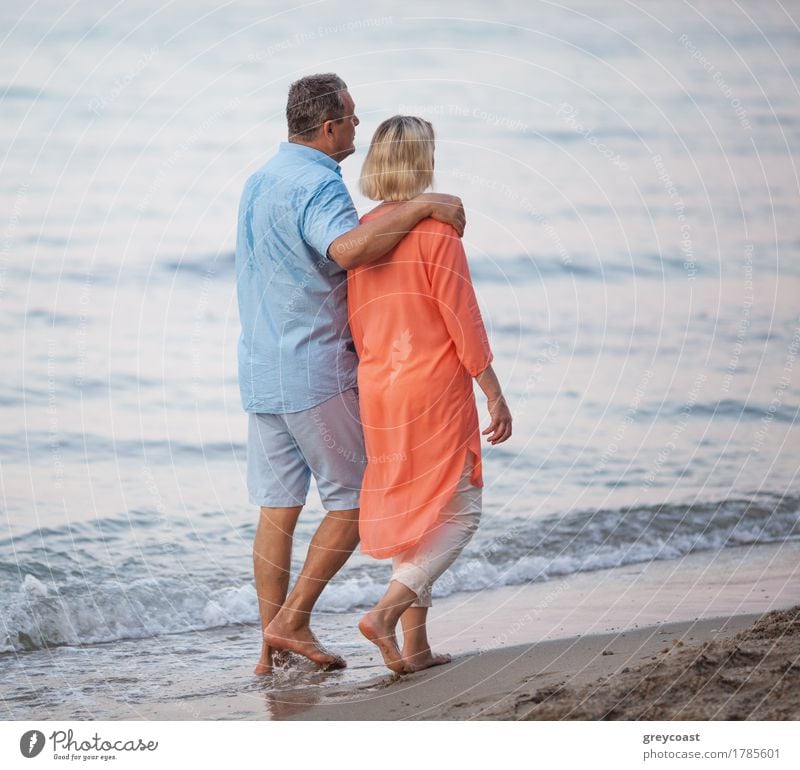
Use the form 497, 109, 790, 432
1, 0, 798, 719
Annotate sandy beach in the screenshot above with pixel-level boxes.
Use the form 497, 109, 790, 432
281, 541, 800, 721
109, 539, 799, 721
288, 606, 799, 721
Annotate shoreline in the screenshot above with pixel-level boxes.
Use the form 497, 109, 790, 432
289, 608, 798, 720
124, 540, 800, 720
283, 539, 800, 720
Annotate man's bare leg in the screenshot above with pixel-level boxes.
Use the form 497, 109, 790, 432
253, 504, 302, 675
264, 507, 360, 668
399, 607, 452, 672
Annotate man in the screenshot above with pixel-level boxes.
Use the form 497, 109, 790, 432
236, 73, 466, 674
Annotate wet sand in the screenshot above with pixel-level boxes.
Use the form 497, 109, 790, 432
274, 540, 800, 720
129, 540, 800, 720
290, 605, 799, 720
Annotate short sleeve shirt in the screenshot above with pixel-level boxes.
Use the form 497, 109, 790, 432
235, 142, 360, 413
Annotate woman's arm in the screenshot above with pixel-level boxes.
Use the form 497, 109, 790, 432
425, 223, 512, 445
475, 364, 513, 445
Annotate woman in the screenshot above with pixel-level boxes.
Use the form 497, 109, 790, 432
347, 115, 512, 673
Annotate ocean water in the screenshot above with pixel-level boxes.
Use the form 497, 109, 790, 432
1, 0, 799, 718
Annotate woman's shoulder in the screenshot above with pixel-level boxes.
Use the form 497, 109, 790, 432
413, 218, 463, 255
410, 217, 460, 242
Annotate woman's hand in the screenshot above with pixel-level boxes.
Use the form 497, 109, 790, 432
475, 364, 512, 444
482, 394, 512, 444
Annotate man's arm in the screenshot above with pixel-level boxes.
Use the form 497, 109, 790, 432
327, 193, 465, 270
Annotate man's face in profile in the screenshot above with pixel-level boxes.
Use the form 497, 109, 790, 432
330, 89, 359, 162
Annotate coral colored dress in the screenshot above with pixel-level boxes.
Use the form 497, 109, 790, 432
347, 210, 493, 559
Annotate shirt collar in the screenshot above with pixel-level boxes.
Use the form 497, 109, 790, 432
279, 141, 343, 176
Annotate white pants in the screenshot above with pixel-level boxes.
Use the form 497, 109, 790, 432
391, 453, 482, 608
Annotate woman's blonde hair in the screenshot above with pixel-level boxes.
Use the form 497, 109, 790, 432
359, 115, 435, 201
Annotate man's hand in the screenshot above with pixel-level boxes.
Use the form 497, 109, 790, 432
414, 192, 466, 237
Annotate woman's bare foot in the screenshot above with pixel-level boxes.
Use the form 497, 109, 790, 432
264, 614, 346, 670
359, 610, 407, 674
402, 646, 452, 673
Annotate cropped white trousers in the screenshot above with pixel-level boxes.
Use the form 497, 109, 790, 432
390, 453, 482, 608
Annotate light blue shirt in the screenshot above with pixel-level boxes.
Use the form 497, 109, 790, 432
235, 141, 360, 413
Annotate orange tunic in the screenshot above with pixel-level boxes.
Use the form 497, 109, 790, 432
347, 211, 494, 559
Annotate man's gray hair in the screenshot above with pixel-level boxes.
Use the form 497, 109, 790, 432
286, 73, 348, 139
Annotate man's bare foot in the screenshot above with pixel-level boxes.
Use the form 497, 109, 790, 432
254, 637, 274, 675
254, 659, 272, 675
264, 616, 346, 669
402, 646, 452, 673
253, 645, 293, 676
359, 610, 407, 674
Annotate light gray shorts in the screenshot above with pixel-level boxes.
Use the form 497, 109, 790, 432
247, 387, 367, 510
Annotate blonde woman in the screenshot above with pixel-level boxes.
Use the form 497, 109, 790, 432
347, 116, 512, 673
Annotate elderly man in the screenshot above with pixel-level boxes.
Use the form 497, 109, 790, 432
236, 73, 465, 673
